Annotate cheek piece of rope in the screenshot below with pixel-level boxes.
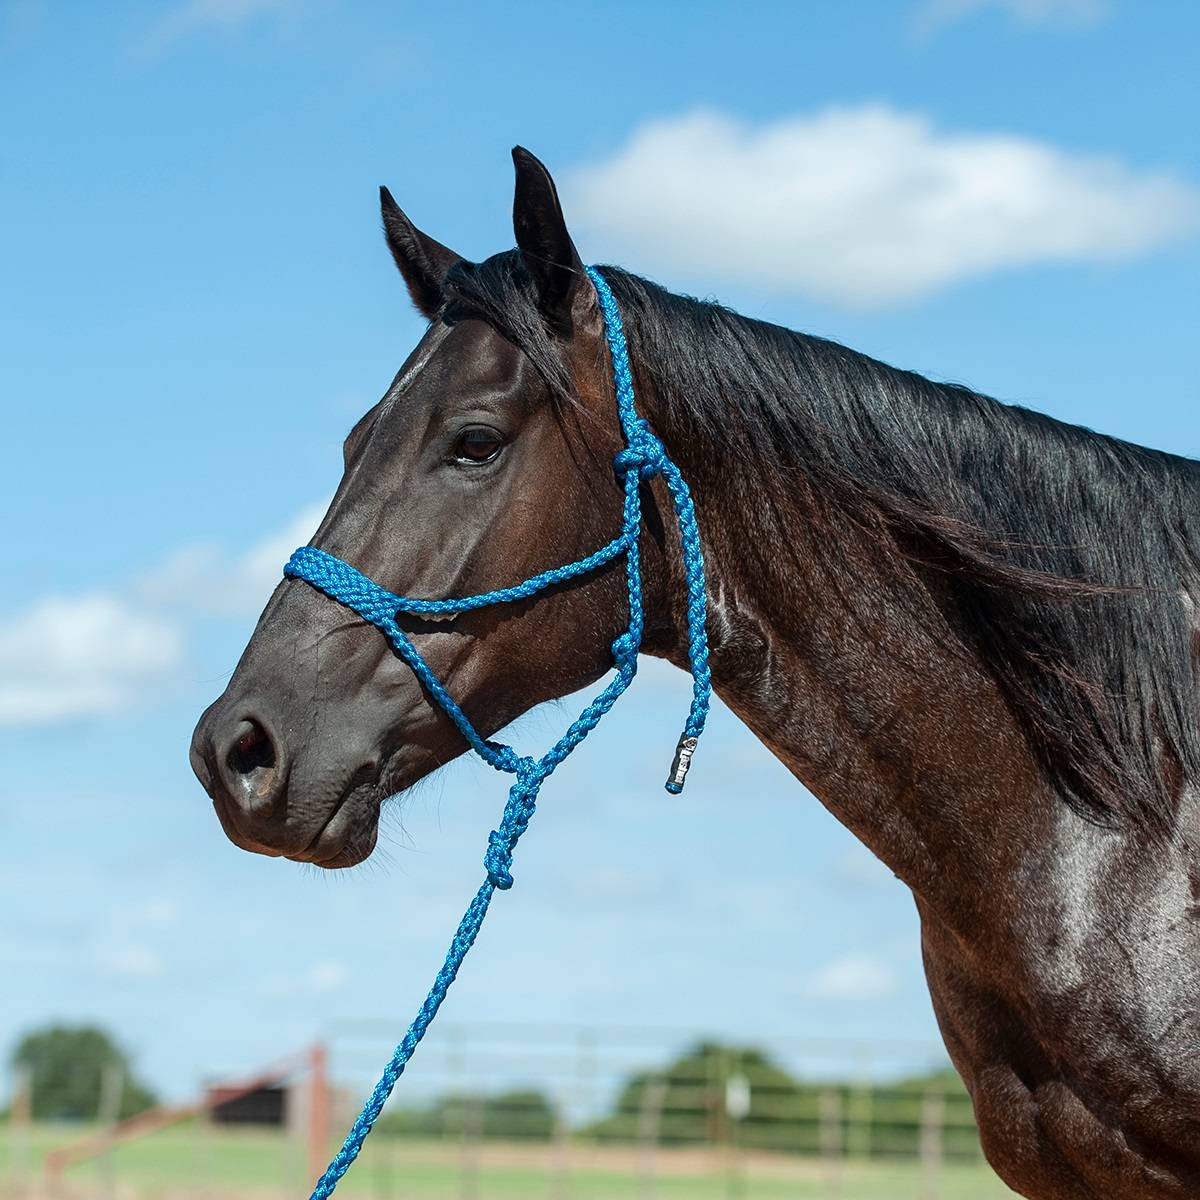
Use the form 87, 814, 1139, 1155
283, 266, 712, 1198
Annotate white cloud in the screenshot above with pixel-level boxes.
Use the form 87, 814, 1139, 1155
566, 106, 1200, 308
101, 943, 166, 980
0, 593, 182, 724
1, 502, 323, 728
137, 898, 182, 929
307, 959, 349, 992
137, 0, 303, 57
137, 502, 325, 618
258, 958, 350, 998
914, 0, 1109, 35
805, 954, 897, 1003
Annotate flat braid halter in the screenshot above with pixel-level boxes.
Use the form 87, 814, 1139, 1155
284, 266, 712, 1197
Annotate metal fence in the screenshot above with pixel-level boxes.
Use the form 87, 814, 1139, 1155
325, 1022, 990, 1196
4, 1024, 1000, 1199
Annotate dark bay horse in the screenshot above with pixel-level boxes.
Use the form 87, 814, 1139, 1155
191, 148, 1200, 1199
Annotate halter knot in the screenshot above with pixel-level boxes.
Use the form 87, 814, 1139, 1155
490, 745, 532, 776
484, 769, 539, 890
613, 419, 668, 481
610, 631, 638, 668
484, 828, 516, 890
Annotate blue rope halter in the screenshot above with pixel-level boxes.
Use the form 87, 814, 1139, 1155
284, 266, 712, 1197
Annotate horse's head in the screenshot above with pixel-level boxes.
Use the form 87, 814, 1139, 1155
190, 150, 668, 867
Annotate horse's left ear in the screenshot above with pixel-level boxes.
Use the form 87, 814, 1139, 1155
512, 146, 584, 337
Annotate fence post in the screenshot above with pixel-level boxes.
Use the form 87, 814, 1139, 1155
916, 1089, 945, 1200
846, 1050, 873, 1162
8, 1065, 32, 1198
635, 1076, 667, 1200
190, 1091, 215, 1200
307, 1043, 331, 1185
93, 1063, 125, 1200
549, 1087, 572, 1200
704, 1047, 722, 1177
818, 1089, 843, 1196
458, 1094, 483, 1200
920, 1086, 945, 1200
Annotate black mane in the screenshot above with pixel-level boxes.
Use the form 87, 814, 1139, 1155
448, 253, 1200, 832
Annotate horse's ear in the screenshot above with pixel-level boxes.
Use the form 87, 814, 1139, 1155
379, 186, 462, 319
511, 146, 584, 337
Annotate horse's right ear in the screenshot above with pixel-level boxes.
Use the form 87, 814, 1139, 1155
379, 186, 462, 319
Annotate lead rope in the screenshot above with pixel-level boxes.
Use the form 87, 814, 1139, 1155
285, 266, 711, 1197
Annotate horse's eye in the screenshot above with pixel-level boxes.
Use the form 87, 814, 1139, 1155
452, 425, 505, 464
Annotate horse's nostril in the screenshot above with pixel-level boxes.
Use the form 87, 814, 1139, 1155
228, 720, 276, 777
221, 717, 285, 812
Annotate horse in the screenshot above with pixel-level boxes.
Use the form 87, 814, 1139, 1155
191, 147, 1200, 1199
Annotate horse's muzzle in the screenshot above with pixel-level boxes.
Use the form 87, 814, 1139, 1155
190, 694, 382, 866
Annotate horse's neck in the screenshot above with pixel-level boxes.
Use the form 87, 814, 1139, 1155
655, 449, 1058, 929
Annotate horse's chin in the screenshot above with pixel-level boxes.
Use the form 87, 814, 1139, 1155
281, 748, 433, 869
289, 835, 378, 870
210, 777, 383, 870
285, 799, 381, 870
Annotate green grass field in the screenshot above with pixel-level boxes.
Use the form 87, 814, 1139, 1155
3, 1124, 1018, 1199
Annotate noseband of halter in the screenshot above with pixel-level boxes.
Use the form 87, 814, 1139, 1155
282, 265, 711, 1197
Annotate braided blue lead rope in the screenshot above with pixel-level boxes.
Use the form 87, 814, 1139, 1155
588, 267, 712, 773
286, 266, 710, 1197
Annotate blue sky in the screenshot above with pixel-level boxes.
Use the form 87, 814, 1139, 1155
2, 0, 1198, 1113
